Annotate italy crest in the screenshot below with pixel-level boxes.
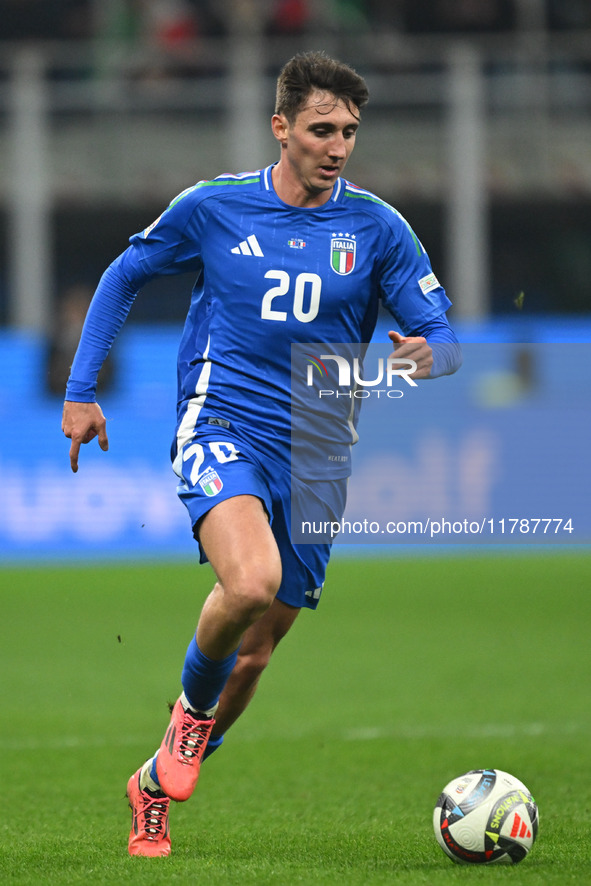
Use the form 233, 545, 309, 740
330, 235, 356, 276
199, 468, 223, 497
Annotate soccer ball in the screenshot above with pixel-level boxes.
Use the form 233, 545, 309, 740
433, 768, 538, 865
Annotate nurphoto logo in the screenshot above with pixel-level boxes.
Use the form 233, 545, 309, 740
305, 353, 418, 399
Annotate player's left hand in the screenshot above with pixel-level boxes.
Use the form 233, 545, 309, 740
388, 330, 433, 379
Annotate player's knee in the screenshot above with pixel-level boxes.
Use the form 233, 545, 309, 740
225, 565, 281, 624
233, 583, 277, 624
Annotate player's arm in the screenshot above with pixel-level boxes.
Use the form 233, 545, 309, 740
379, 213, 461, 379
388, 315, 462, 379
62, 189, 204, 472
61, 259, 140, 472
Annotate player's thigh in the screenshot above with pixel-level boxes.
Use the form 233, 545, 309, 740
199, 494, 282, 597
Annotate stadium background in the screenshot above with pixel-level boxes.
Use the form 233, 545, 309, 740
1, 0, 590, 559
1, 5, 590, 882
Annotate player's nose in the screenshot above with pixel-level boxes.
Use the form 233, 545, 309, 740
327, 131, 348, 159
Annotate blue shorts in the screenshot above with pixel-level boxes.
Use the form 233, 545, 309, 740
173, 430, 347, 610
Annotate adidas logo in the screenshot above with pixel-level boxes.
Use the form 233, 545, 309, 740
305, 586, 323, 600
231, 234, 264, 256
510, 813, 532, 840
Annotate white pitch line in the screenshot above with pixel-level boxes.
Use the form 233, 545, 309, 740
341, 722, 581, 742
0, 733, 150, 752
0, 720, 582, 752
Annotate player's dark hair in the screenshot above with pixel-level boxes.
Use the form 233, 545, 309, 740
275, 51, 369, 122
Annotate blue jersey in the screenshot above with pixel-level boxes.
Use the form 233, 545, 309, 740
67, 164, 456, 476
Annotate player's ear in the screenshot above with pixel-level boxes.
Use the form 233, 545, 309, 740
271, 113, 289, 145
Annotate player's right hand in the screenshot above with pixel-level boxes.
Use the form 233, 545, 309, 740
61, 400, 109, 473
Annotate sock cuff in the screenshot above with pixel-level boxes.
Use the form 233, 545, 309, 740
180, 690, 218, 719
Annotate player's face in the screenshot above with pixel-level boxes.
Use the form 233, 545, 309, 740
272, 90, 360, 206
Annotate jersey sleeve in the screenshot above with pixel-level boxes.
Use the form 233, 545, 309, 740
65, 188, 205, 402
126, 184, 205, 278
378, 212, 452, 333
411, 315, 462, 377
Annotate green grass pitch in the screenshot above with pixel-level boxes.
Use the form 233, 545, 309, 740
1, 552, 590, 884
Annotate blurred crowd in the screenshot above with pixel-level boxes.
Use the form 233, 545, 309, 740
1, 0, 590, 44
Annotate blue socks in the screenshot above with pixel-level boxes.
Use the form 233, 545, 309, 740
147, 637, 237, 790
202, 733, 224, 761
181, 636, 239, 713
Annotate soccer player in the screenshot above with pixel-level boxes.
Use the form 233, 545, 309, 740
61, 51, 461, 856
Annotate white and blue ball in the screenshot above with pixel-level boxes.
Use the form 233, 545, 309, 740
433, 768, 538, 865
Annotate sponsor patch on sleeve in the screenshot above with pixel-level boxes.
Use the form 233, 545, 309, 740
143, 214, 163, 238
418, 272, 440, 295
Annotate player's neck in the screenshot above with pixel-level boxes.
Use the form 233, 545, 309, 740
271, 162, 334, 208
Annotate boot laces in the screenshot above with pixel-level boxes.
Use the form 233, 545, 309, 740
141, 794, 168, 841
179, 714, 212, 761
